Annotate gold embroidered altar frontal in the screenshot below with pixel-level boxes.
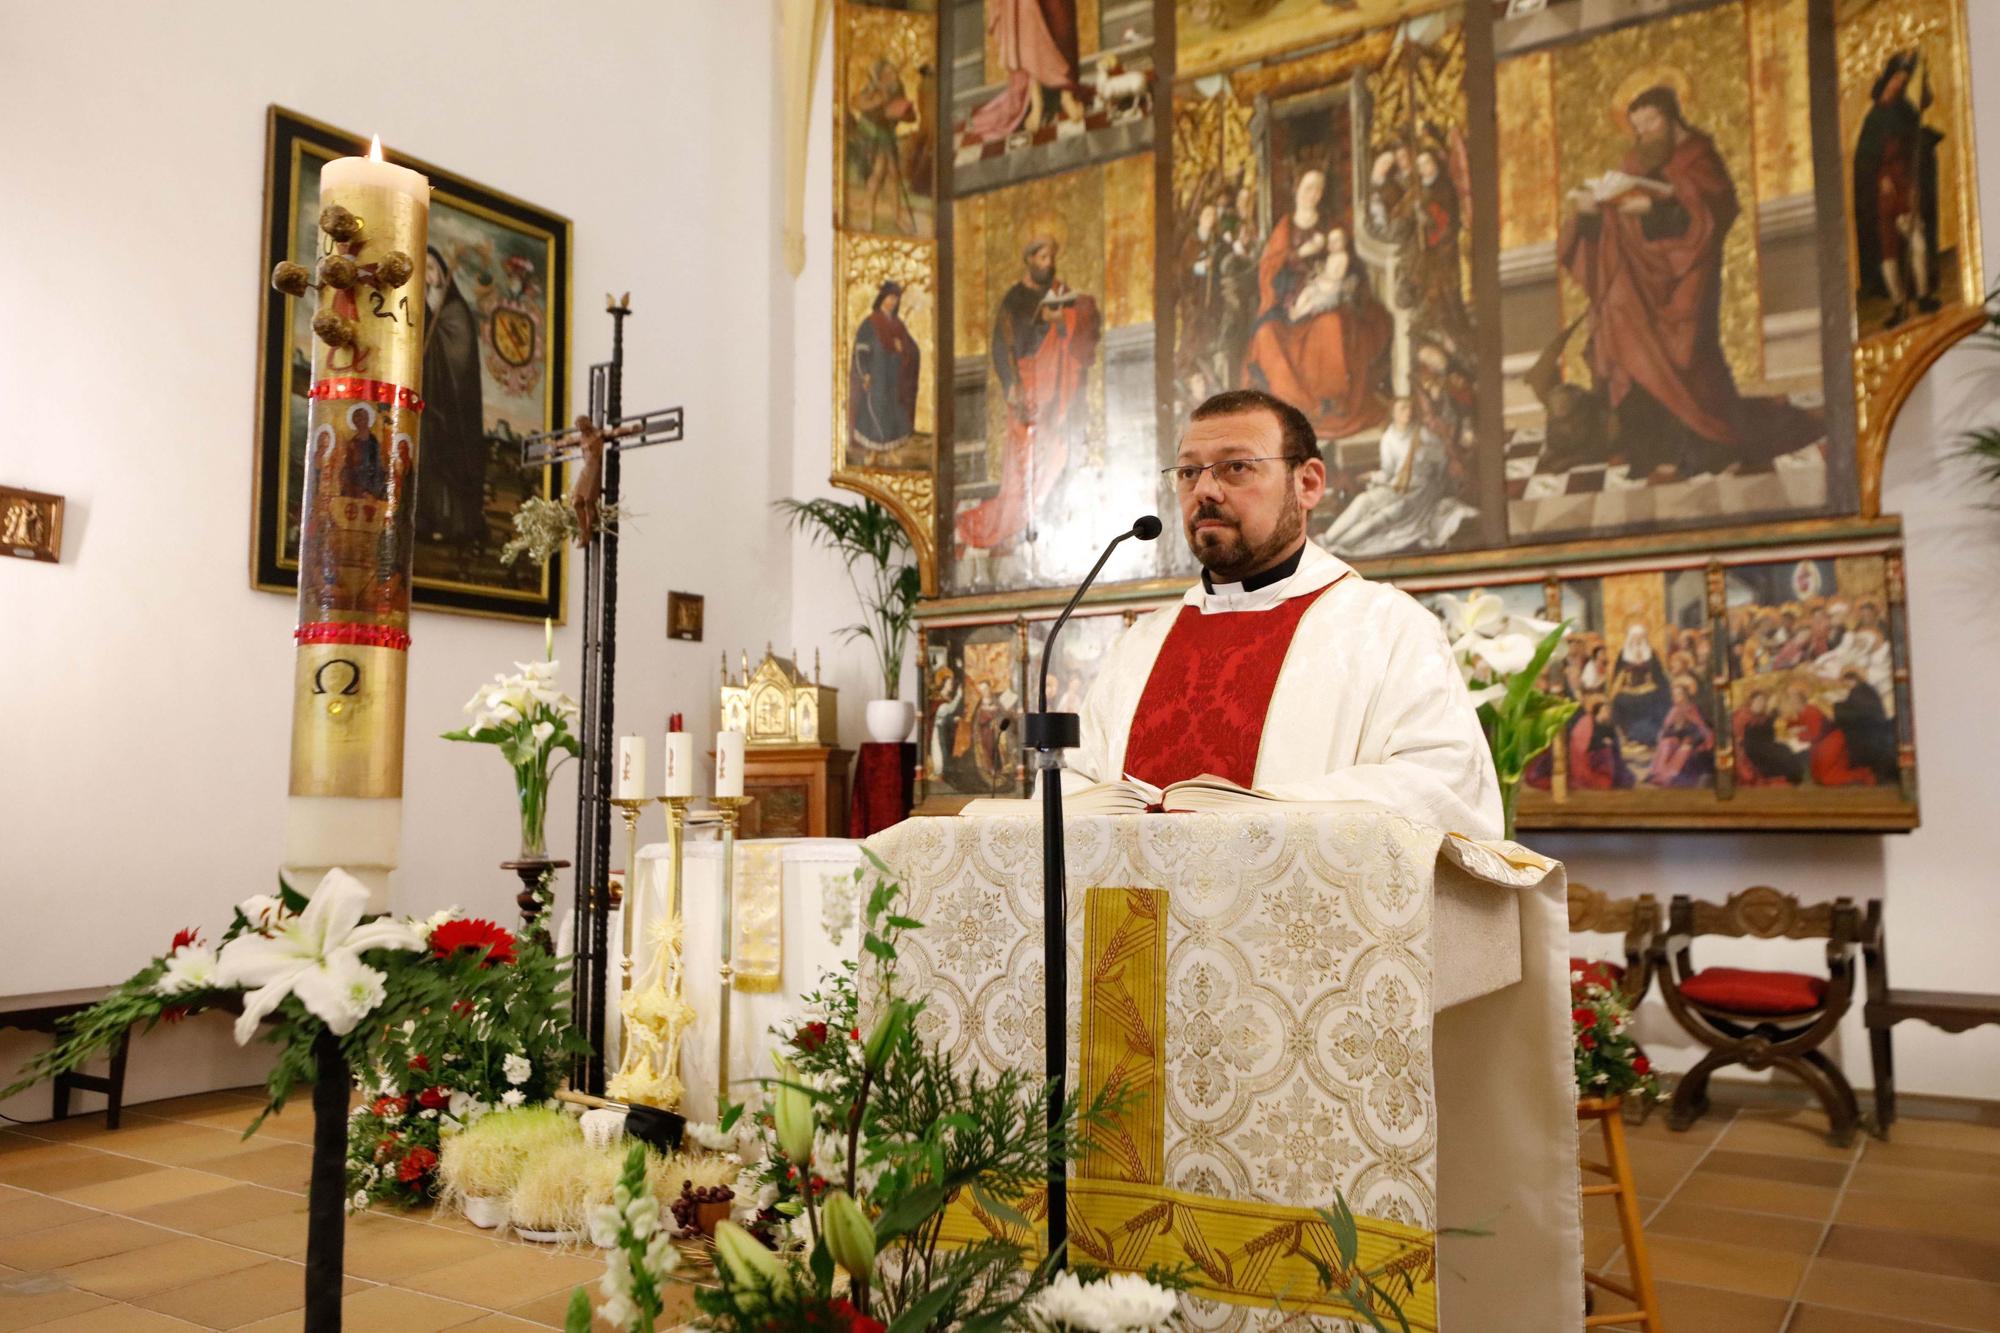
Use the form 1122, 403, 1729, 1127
867, 810, 1499, 1330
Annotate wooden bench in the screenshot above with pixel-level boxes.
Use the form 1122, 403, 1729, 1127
1861, 901, 2000, 1137
0, 988, 131, 1129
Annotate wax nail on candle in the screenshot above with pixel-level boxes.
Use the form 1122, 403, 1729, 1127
617, 735, 647, 799
715, 731, 746, 799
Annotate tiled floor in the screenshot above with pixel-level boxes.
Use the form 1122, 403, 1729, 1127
0, 1087, 698, 1331
1585, 1097, 2000, 1331
2, 1084, 1997, 1329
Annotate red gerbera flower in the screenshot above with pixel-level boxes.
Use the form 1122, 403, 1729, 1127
828, 1300, 886, 1333
1632, 1056, 1650, 1076
396, 1146, 438, 1183
1572, 1007, 1596, 1028
429, 919, 517, 967
408, 1054, 430, 1073
792, 1021, 830, 1053
417, 1086, 451, 1111
170, 927, 202, 952
1578, 1031, 1597, 1051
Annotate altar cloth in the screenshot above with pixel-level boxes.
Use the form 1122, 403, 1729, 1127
866, 810, 1581, 1333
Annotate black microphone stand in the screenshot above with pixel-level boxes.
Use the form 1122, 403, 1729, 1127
1022, 515, 1160, 1266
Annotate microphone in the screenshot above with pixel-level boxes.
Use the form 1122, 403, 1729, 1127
1029, 516, 1162, 742
1022, 515, 1158, 1272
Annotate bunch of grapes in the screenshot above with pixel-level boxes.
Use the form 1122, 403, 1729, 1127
669, 1178, 735, 1233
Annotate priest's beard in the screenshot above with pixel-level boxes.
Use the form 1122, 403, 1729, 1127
1189, 489, 1305, 583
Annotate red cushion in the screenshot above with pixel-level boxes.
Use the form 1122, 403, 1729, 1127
1679, 966, 1828, 1017
1570, 958, 1626, 994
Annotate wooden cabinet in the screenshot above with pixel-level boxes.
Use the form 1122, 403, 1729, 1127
741, 744, 852, 839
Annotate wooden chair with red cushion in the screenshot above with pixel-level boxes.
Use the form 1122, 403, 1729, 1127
1654, 887, 1865, 1145
1566, 883, 1661, 1008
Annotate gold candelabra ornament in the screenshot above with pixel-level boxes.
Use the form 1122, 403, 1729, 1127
606, 796, 697, 1111
711, 794, 755, 1110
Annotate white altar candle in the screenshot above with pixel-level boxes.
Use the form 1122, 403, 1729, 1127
617, 735, 647, 799
663, 731, 694, 797
715, 731, 746, 798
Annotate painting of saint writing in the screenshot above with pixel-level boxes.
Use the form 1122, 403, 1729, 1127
1555, 85, 1821, 483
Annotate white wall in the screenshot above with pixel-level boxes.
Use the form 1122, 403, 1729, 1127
0, 0, 800, 1114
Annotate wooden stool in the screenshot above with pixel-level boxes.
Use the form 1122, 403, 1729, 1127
1579, 1095, 1663, 1330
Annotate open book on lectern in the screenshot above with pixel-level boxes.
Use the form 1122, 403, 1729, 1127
961, 772, 1345, 817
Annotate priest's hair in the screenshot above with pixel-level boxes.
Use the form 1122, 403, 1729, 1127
1188, 388, 1319, 466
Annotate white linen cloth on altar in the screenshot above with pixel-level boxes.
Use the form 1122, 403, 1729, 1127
866, 810, 1581, 1333
605, 837, 863, 1121
1066, 541, 1505, 841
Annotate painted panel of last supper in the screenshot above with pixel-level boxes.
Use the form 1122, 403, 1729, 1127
1493, 0, 1848, 542
1172, 7, 1489, 574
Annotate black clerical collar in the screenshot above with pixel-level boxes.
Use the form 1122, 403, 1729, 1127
1202, 543, 1305, 595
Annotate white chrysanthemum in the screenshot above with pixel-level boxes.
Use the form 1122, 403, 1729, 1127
500, 1088, 526, 1109
503, 1052, 533, 1086
156, 943, 219, 995
1029, 1271, 1179, 1332
686, 1120, 737, 1153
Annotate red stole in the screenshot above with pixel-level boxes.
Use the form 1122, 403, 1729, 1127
1123, 581, 1338, 790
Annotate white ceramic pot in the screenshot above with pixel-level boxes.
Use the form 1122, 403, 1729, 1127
461, 1194, 509, 1229
865, 699, 917, 743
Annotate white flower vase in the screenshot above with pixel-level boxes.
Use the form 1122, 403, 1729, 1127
461, 1195, 509, 1230
866, 698, 916, 743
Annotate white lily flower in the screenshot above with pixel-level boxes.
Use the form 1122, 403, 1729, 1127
156, 943, 219, 995
238, 894, 288, 932
1459, 591, 1508, 640
529, 721, 555, 748
1466, 682, 1507, 710
215, 869, 424, 1045
1433, 592, 1468, 639
1503, 612, 1565, 644
1470, 632, 1536, 677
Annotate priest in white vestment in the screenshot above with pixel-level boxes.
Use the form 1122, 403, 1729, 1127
1068, 388, 1503, 841
1057, 388, 1580, 1331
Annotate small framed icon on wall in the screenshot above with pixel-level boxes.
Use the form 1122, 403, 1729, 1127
1, 486, 64, 563
667, 591, 704, 642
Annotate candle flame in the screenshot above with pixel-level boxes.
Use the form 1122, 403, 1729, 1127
368, 133, 384, 162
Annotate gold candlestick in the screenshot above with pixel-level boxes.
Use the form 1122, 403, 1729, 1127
609, 798, 650, 1003
712, 794, 755, 1112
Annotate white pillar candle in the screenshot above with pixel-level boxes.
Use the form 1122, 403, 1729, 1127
617, 735, 647, 799
715, 731, 746, 799
318, 134, 430, 204
663, 731, 694, 798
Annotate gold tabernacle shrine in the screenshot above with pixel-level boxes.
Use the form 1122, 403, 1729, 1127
720, 647, 839, 748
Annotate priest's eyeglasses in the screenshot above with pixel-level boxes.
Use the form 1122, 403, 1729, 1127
1162, 456, 1294, 490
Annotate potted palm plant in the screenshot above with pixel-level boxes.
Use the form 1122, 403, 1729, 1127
776, 497, 922, 742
